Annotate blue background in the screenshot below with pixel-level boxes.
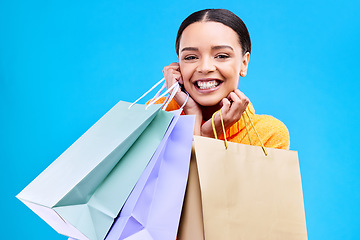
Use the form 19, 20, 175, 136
1, 0, 359, 239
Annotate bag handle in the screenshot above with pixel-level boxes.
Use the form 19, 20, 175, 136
211, 109, 228, 149
242, 110, 268, 156
146, 80, 189, 111
128, 78, 183, 110
146, 81, 179, 110
211, 109, 268, 156
128, 78, 164, 109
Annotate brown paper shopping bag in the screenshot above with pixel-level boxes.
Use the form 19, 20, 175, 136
178, 109, 307, 240
177, 146, 205, 240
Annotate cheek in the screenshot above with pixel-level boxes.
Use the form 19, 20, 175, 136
222, 65, 239, 79
179, 64, 192, 81
221, 66, 240, 89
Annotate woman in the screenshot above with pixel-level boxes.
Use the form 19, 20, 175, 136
161, 9, 289, 150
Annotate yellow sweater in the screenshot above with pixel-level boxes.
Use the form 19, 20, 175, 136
154, 98, 290, 150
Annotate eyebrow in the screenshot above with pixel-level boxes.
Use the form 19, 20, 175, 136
212, 45, 234, 51
180, 45, 234, 53
181, 47, 199, 52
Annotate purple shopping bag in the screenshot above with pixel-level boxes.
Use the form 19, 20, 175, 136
105, 112, 194, 240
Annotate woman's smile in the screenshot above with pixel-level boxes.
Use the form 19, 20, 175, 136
194, 78, 222, 91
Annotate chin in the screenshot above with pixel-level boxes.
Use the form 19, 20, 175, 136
194, 96, 222, 107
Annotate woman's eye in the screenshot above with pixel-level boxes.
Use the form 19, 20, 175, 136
184, 55, 198, 61
216, 54, 230, 59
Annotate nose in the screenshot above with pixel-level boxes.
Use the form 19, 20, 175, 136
196, 57, 216, 73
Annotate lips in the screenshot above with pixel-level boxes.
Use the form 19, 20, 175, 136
194, 79, 222, 90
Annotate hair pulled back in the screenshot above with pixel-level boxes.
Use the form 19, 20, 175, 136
175, 9, 251, 56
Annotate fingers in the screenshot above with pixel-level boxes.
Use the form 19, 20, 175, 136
162, 63, 180, 91
162, 62, 180, 75
221, 98, 231, 111
162, 62, 189, 107
219, 89, 249, 128
227, 89, 249, 113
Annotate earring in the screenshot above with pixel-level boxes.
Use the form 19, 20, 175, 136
240, 71, 245, 77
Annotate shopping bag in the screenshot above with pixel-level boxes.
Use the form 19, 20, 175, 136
177, 145, 205, 240
193, 136, 307, 239
105, 113, 194, 240
17, 80, 178, 240
178, 110, 307, 240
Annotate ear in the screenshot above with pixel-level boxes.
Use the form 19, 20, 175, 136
240, 52, 250, 77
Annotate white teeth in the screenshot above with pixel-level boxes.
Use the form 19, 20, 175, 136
197, 80, 219, 89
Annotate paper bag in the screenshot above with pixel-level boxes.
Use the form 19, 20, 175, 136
193, 135, 308, 240
17, 101, 174, 240
177, 145, 205, 240
106, 113, 194, 240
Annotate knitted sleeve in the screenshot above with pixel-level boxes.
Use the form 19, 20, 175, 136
252, 114, 290, 150
225, 114, 290, 150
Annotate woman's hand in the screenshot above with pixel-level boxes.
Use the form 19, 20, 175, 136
163, 62, 203, 134
201, 89, 249, 138
162, 63, 200, 113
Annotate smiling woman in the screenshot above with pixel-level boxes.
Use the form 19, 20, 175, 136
161, 9, 289, 150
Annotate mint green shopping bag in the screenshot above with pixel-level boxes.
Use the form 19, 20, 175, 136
17, 80, 176, 240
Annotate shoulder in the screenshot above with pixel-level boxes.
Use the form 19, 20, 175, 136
252, 114, 290, 150
225, 102, 290, 150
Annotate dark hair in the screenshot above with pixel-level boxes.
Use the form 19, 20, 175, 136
175, 9, 251, 56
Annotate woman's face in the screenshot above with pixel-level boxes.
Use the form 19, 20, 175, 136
178, 21, 249, 106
